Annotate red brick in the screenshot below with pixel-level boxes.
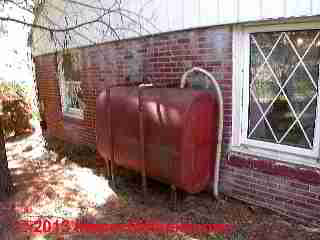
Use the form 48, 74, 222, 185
222, 152, 320, 225
35, 26, 233, 149
177, 38, 191, 44
227, 155, 252, 169
288, 181, 309, 191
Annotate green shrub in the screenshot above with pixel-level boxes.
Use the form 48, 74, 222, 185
0, 82, 33, 137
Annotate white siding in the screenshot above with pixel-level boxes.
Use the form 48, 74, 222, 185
168, 0, 183, 31
261, 0, 284, 19
219, 0, 237, 24
199, 0, 219, 27
312, 0, 320, 15
183, 0, 200, 29
33, 0, 320, 55
238, 0, 261, 22
286, 0, 312, 17
139, 0, 169, 34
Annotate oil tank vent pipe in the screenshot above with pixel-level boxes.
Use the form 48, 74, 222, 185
180, 67, 224, 199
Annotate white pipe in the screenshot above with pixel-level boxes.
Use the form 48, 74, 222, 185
180, 67, 224, 199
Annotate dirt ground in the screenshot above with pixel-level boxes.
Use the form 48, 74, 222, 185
0, 126, 319, 239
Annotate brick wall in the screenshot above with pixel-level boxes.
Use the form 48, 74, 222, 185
34, 25, 320, 225
220, 153, 320, 226
34, 53, 96, 147
34, 26, 233, 148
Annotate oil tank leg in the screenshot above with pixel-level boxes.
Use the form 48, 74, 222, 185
139, 87, 147, 201
107, 87, 116, 188
104, 161, 109, 179
110, 160, 116, 187
171, 185, 178, 211
105, 160, 111, 179
142, 173, 147, 199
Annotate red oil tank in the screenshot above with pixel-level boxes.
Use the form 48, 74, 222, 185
97, 87, 218, 193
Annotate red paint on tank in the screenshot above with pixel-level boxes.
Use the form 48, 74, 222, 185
97, 87, 219, 193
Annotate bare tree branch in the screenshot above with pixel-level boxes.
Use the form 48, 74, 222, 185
1, 0, 157, 37
0, 10, 112, 33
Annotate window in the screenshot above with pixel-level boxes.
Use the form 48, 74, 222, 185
57, 51, 84, 119
233, 23, 320, 164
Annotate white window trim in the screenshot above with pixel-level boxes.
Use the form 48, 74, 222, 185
232, 22, 320, 167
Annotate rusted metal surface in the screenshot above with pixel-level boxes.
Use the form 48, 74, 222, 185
97, 82, 143, 182
138, 87, 147, 197
97, 87, 219, 193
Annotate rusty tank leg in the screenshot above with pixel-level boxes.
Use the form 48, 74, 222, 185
170, 185, 178, 211
110, 159, 114, 183
105, 160, 111, 180
142, 173, 147, 201
109, 160, 118, 188
104, 160, 109, 179
107, 87, 116, 188
139, 86, 148, 202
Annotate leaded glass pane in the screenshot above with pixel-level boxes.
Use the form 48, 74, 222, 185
287, 30, 319, 57
265, 93, 295, 141
284, 65, 316, 115
250, 64, 279, 112
269, 34, 299, 84
252, 32, 282, 57
250, 119, 275, 143
282, 123, 309, 148
300, 98, 317, 144
248, 95, 263, 134
248, 30, 320, 149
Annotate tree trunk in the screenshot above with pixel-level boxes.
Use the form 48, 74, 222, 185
0, 119, 13, 200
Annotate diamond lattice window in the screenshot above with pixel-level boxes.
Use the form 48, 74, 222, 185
57, 51, 84, 119
248, 30, 320, 149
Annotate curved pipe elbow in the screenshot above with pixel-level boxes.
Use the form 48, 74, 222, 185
180, 67, 224, 199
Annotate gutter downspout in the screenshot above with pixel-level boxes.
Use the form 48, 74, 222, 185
180, 67, 224, 199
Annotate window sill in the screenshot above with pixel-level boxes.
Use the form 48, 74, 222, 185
230, 145, 320, 169
63, 110, 84, 120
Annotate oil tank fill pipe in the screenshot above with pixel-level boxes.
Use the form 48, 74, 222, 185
180, 67, 223, 199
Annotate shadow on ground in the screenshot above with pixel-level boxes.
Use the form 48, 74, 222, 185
1, 127, 319, 240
